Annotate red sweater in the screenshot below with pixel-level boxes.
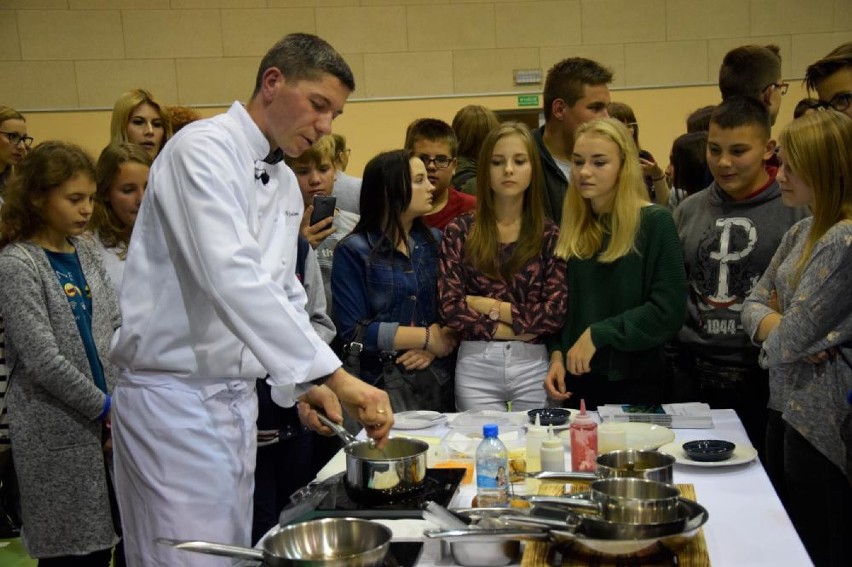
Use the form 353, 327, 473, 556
423, 188, 476, 230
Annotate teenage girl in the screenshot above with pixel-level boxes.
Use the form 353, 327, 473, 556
90, 142, 152, 291
109, 88, 172, 160
742, 110, 852, 567
545, 118, 686, 409
439, 122, 567, 411
0, 141, 121, 566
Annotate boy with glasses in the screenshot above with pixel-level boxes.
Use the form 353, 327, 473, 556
404, 118, 476, 230
719, 44, 786, 126
805, 41, 852, 119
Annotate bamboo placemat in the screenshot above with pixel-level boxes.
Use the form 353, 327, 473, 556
520, 481, 710, 567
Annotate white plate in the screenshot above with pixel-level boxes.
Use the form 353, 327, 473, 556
618, 422, 676, 450
658, 441, 758, 467
392, 411, 447, 430
447, 410, 528, 431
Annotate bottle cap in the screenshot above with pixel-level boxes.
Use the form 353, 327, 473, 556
541, 426, 562, 450
572, 399, 595, 426
483, 424, 499, 438
527, 414, 546, 437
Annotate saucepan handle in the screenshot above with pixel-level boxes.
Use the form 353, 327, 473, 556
317, 413, 359, 445
156, 538, 265, 561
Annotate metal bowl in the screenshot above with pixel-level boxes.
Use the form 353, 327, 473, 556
445, 539, 521, 567
528, 408, 571, 426
264, 518, 392, 567
682, 440, 735, 462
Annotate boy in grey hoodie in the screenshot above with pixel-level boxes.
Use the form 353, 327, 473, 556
672, 97, 808, 458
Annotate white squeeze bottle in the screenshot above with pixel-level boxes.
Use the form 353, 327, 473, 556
476, 424, 509, 507
539, 424, 566, 472
525, 414, 546, 473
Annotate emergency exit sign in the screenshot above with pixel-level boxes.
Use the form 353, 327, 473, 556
517, 94, 540, 107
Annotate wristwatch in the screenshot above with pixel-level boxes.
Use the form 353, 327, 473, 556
488, 300, 501, 321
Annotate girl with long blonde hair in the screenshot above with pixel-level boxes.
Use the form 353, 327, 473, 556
742, 110, 852, 567
109, 89, 172, 160
545, 118, 686, 409
439, 122, 567, 411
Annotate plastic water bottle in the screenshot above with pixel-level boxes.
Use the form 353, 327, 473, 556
476, 424, 509, 507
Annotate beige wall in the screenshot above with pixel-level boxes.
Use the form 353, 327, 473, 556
2, 0, 850, 172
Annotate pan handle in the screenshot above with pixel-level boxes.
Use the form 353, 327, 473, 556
156, 538, 265, 562
424, 528, 549, 541
528, 495, 601, 513
531, 471, 597, 482
317, 413, 359, 445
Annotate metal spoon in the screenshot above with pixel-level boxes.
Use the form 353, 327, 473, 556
317, 413, 386, 455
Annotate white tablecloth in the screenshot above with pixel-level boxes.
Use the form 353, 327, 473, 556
385, 409, 811, 567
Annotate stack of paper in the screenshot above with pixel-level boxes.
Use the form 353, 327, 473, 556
597, 402, 713, 428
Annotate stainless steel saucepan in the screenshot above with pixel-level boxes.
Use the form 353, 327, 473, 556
318, 413, 428, 503
533, 450, 675, 484
529, 478, 681, 525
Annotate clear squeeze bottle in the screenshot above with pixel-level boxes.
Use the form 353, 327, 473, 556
475, 424, 509, 507
570, 399, 598, 472
525, 414, 546, 473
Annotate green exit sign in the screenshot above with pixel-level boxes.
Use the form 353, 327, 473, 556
517, 94, 540, 107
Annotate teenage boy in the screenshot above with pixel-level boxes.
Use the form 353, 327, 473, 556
536, 57, 612, 221
672, 97, 808, 458
404, 118, 476, 230
805, 41, 852, 119
718, 44, 786, 126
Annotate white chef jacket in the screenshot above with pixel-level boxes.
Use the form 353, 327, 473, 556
111, 102, 340, 406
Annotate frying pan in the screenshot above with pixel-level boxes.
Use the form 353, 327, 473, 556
157, 517, 391, 566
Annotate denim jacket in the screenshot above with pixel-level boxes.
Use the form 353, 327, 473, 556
331, 226, 444, 381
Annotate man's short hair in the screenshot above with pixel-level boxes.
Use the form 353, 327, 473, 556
404, 118, 458, 156
718, 44, 782, 100
543, 58, 613, 121
805, 41, 852, 92
252, 33, 355, 96
710, 96, 772, 139
686, 105, 715, 133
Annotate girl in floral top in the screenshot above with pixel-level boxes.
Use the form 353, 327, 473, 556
439, 122, 567, 411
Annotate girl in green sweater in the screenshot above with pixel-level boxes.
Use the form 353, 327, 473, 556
545, 118, 687, 409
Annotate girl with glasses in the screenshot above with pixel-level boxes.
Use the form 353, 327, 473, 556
0, 106, 31, 198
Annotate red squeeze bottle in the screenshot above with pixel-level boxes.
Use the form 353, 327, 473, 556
570, 399, 598, 472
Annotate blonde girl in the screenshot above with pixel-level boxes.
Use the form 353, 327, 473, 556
439, 122, 567, 411
0, 141, 120, 565
545, 118, 686, 409
742, 110, 852, 567
109, 89, 172, 160
89, 142, 152, 291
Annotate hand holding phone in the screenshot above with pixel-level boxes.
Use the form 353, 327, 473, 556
310, 195, 336, 226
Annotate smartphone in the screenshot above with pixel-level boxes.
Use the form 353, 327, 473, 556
310, 195, 336, 226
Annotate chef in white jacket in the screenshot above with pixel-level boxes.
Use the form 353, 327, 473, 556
110, 33, 392, 566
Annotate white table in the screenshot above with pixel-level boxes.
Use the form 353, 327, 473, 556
391, 409, 812, 567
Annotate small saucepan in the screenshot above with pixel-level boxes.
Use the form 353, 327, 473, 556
318, 413, 428, 503
158, 518, 392, 567
530, 478, 681, 525
533, 449, 675, 484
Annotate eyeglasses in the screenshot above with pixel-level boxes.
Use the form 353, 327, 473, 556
1, 131, 34, 149
418, 155, 454, 169
763, 81, 789, 96
626, 122, 638, 129
817, 92, 852, 113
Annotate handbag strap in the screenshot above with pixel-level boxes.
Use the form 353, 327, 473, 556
342, 318, 375, 375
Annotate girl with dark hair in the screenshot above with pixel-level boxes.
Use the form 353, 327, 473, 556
439, 122, 567, 411
666, 131, 712, 209
331, 150, 457, 391
0, 141, 120, 565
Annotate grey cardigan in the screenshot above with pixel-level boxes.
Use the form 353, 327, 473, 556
0, 238, 121, 557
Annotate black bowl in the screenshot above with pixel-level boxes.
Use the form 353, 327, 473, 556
528, 408, 571, 426
682, 440, 736, 462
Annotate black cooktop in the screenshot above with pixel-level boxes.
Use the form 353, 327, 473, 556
314, 467, 466, 518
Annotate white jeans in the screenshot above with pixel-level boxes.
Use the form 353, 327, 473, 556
454, 341, 549, 411
113, 372, 258, 566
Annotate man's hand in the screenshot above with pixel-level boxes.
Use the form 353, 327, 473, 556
325, 368, 393, 447
297, 384, 343, 435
